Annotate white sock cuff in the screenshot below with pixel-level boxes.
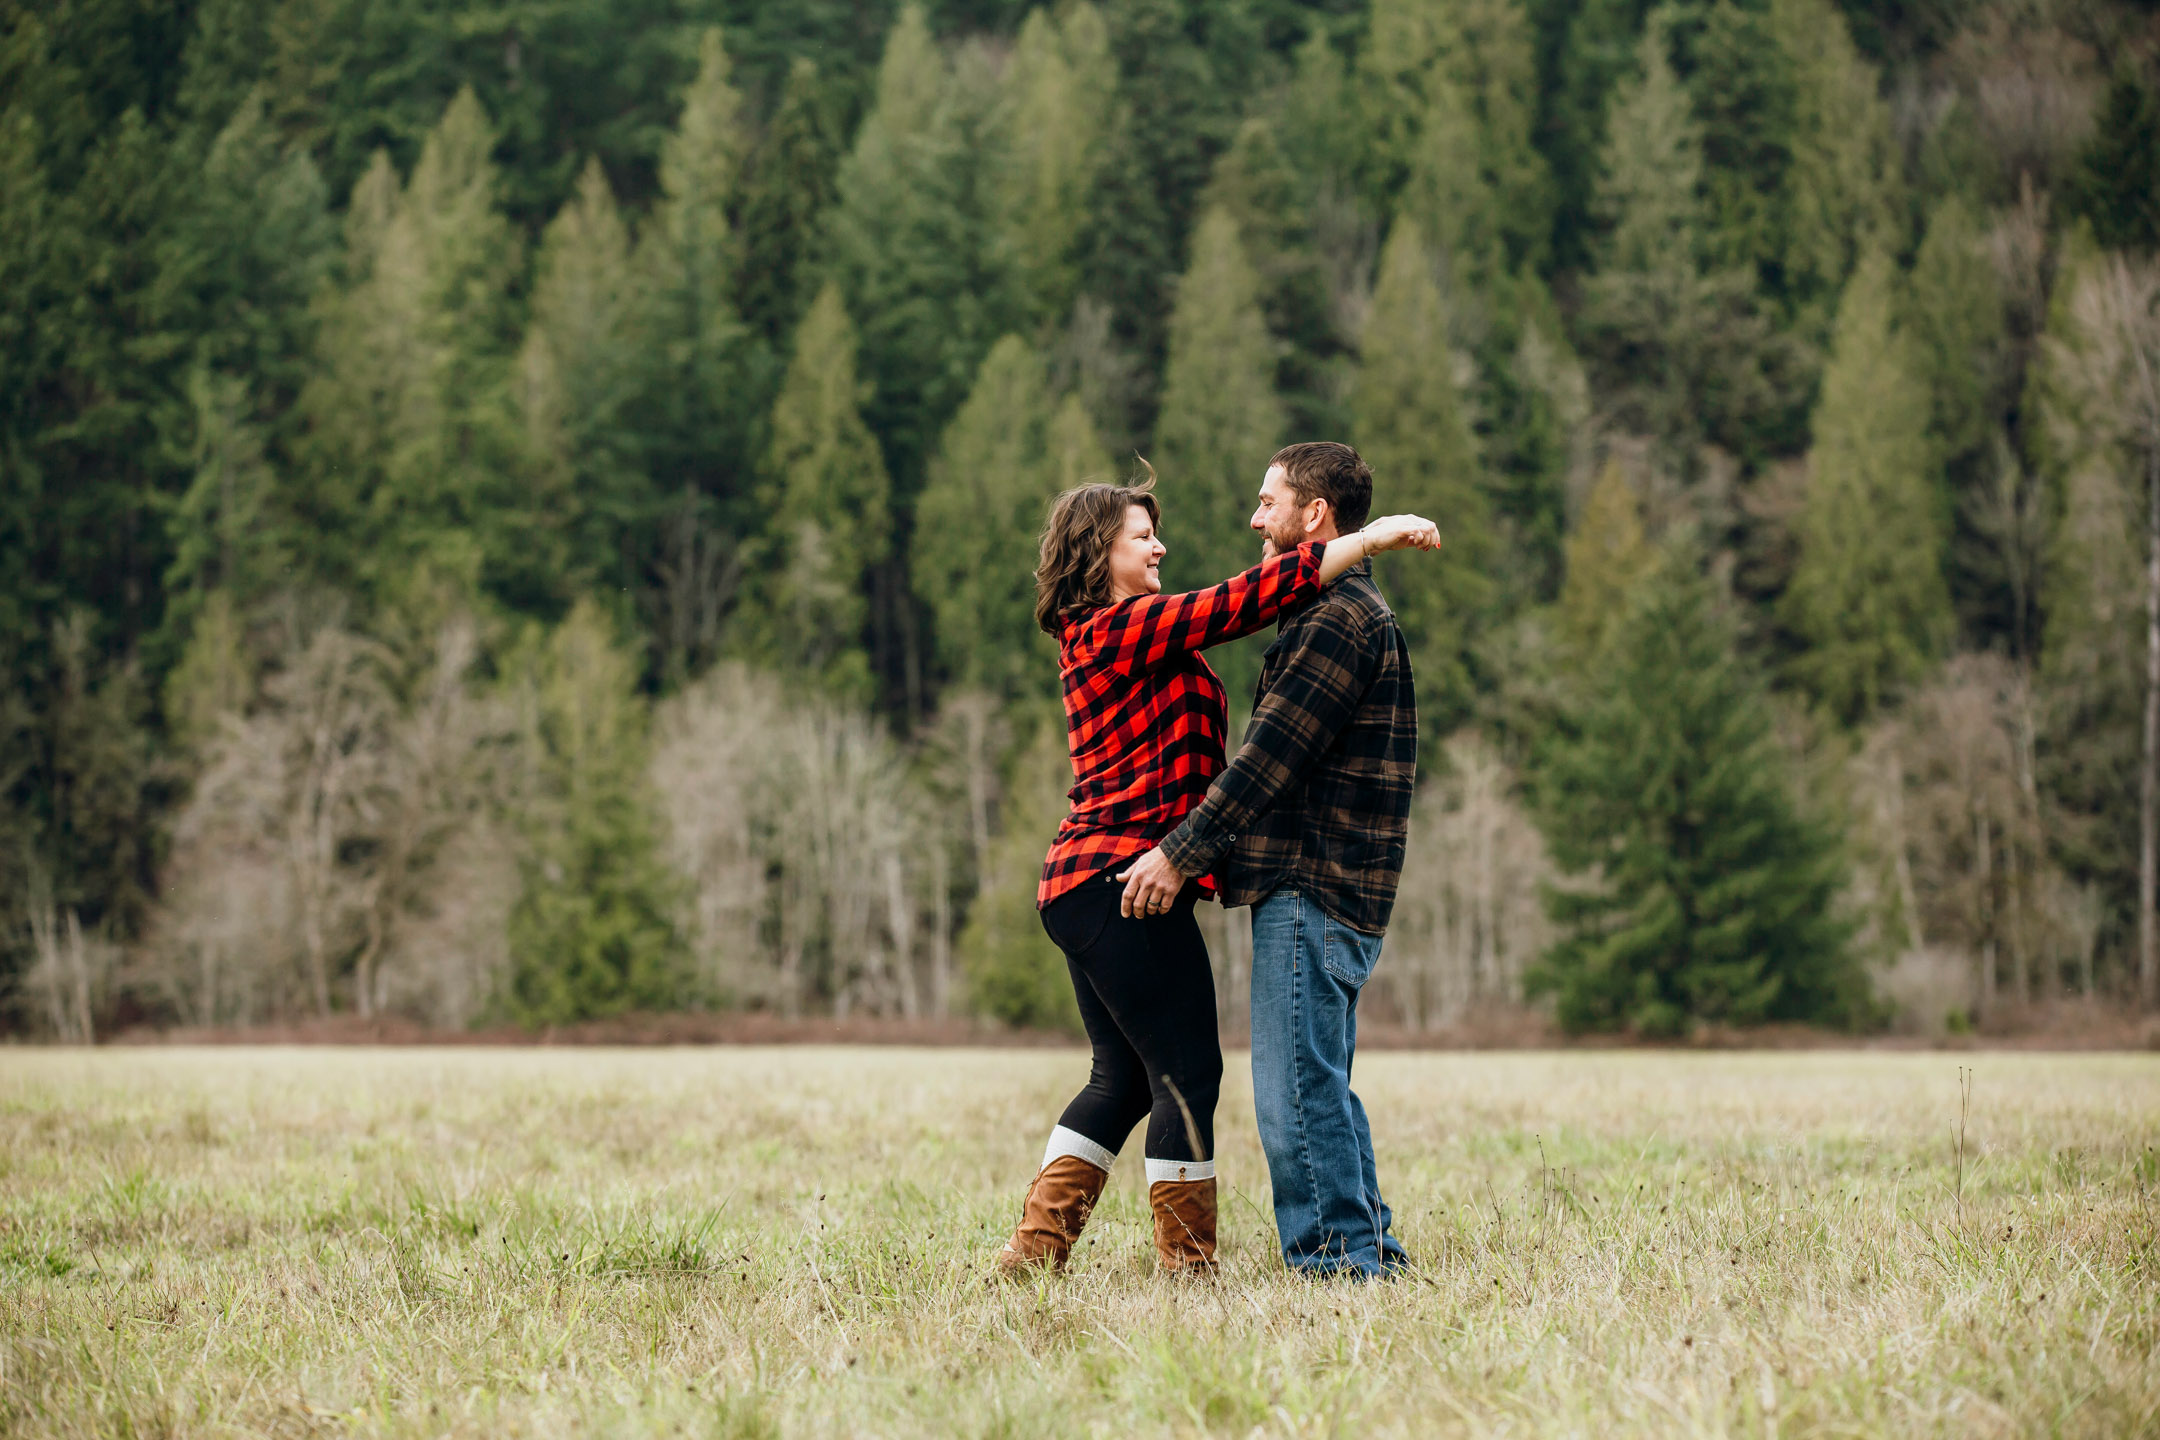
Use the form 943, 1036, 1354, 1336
1042, 1125, 1115, 1173
1145, 1156, 1216, 1184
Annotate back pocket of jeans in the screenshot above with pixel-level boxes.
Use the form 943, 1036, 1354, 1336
1318, 920, 1379, 988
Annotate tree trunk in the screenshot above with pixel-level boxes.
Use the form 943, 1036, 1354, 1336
2143, 435, 2159, 1009
931, 845, 951, 1019
1888, 750, 1924, 952
1975, 810, 1995, 1019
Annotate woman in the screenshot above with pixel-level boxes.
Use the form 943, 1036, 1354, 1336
998, 466, 1439, 1276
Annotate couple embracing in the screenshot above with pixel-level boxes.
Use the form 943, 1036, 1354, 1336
997, 440, 1440, 1281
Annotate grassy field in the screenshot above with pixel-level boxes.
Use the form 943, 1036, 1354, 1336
0, 1047, 2155, 1438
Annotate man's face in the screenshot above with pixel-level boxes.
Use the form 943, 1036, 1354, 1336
1250, 465, 1317, 559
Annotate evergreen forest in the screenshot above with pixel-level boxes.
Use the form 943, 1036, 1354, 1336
5, 0, 2159, 1039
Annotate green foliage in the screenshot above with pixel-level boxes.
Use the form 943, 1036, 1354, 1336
2069, 68, 2160, 254
521, 159, 654, 595
633, 29, 763, 537
2033, 239, 2160, 922
298, 89, 540, 611
1530, 550, 1861, 1034
504, 600, 687, 1025
915, 336, 1111, 703
1904, 194, 2006, 472
1363, 0, 1553, 276
1353, 217, 1497, 728
1685, 0, 1797, 287
1576, 11, 1807, 466
745, 285, 891, 702
1555, 459, 1652, 657
6, 0, 2154, 1024
1076, 0, 1250, 398
1766, 0, 1897, 334
1198, 114, 1346, 437
162, 589, 251, 758
1155, 208, 1284, 592
994, 3, 1116, 327
1152, 206, 1284, 706
826, 6, 1013, 494
960, 724, 1083, 1034
162, 371, 293, 632
1783, 247, 1951, 724
738, 58, 842, 348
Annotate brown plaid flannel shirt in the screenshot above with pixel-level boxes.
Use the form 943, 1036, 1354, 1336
1158, 560, 1417, 935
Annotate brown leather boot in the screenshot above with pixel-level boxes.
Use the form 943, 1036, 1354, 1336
1150, 1177, 1218, 1275
996, 1156, 1109, 1275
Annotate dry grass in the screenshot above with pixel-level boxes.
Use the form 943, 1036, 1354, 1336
0, 1047, 2154, 1437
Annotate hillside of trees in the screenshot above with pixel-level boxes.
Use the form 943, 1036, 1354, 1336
4, 0, 2158, 1039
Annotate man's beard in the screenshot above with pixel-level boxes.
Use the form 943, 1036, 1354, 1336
1258, 522, 1301, 561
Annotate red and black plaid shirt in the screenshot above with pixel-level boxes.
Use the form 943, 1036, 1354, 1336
1038, 541, 1327, 908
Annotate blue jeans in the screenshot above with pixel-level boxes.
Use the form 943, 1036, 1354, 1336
1249, 889, 1405, 1276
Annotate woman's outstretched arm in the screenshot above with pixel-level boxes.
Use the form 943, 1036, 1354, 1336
1069, 514, 1444, 676
1315, 514, 1443, 583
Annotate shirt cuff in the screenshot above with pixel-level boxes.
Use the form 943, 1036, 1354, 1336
1159, 813, 1232, 879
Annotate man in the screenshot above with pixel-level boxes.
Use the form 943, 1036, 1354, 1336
1117, 441, 1420, 1278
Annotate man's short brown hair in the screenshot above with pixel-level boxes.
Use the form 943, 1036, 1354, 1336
1270, 442, 1372, 533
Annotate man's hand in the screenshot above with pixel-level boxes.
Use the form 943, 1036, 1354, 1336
1115, 847, 1188, 919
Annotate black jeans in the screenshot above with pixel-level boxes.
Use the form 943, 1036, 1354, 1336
1039, 868, 1221, 1163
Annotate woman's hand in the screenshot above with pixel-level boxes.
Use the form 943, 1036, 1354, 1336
1359, 514, 1442, 554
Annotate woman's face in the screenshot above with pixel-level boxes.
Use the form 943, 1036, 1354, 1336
1107, 504, 1165, 602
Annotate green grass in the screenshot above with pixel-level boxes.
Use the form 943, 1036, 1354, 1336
1, 1047, 2154, 1436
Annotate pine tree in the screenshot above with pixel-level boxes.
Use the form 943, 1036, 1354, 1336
1580, 12, 1707, 453
1361, 0, 1552, 275
1905, 194, 2005, 473
1555, 459, 1653, 657
504, 599, 687, 1025
825, 5, 1011, 494
914, 335, 1111, 705
994, 2, 1115, 328
1154, 207, 1284, 593
748, 284, 891, 702
1688, 0, 1798, 288
162, 369, 290, 636
163, 588, 251, 757
1769, 0, 1897, 334
519, 158, 652, 595
1784, 247, 1951, 724
633, 28, 759, 533
1488, 271, 1591, 600
156, 92, 336, 420
1279, 28, 1369, 195
1530, 548, 1859, 1035
149, 94, 331, 670
298, 88, 535, 610
1578, 12, 1804, 467
2069, 69, 2160, 254
1076, 0, 1242, 398
1544, 0, 1656, 272
1198, 113, 1343, 436
737, 57, 842, 348
1353, 217, 1495, 728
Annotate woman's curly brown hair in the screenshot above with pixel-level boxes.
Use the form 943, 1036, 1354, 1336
1033, 461, 1160, 635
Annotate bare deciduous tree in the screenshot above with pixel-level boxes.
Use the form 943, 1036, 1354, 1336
652, 664, 961, 1017
141, 619, 511, 1027
2043, 252, 2160, 1007
24, 869, 116, 1043
1381, 732, 1553, 1029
